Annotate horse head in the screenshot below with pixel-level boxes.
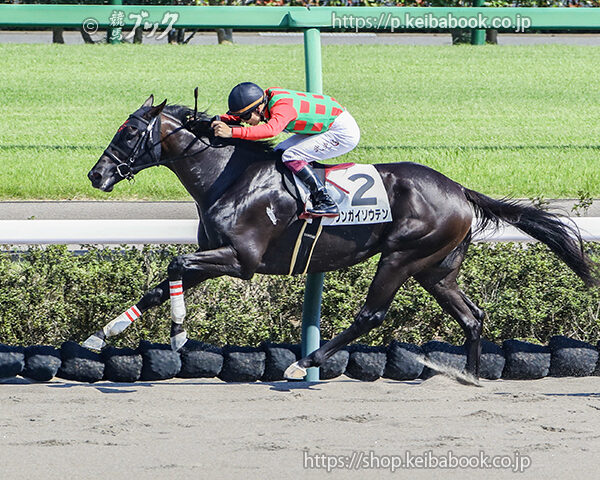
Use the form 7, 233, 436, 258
88, 95, 166, 192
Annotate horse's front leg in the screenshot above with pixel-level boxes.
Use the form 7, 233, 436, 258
82, 273, 207, 351
166, 246, 246, 351
83, 246, 246, 351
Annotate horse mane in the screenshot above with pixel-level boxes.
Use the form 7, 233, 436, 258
164, 104, 280, 160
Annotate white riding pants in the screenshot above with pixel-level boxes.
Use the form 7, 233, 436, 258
275, 110, 360, 168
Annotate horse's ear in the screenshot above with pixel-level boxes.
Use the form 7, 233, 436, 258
147, 98, 167, 118
142, 95, 154, 108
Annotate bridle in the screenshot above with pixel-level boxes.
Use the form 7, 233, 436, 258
102, 107, 226, 182
102, 110, 164, 181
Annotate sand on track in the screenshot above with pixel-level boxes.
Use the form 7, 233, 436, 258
1, 375, 599, 480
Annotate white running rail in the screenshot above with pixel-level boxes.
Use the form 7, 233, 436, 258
0, 220, 199, 245
1, 218, 600, 244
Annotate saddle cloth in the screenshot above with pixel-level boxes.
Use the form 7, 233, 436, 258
282, 161, 393, 226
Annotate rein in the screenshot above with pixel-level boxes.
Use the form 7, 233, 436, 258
103, 109, 226, 181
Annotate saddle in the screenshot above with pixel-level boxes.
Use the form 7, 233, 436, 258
276, 158, 355, 219
277, 158, 353, 275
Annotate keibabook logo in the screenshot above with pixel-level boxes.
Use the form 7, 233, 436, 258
332, 12, 532, 33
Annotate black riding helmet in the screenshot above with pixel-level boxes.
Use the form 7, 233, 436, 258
227, 82, 265, 119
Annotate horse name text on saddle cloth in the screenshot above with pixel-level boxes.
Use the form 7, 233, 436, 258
294, 164, 393, 226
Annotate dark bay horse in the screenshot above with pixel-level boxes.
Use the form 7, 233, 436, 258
84, 96, 599, 380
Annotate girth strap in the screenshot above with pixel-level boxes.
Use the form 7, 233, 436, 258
288, 218, 324, 276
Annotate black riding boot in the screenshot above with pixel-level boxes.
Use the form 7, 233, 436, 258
295, 165, 339, 218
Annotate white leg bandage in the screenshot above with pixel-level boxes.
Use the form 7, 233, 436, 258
102, 305, 142, 338
170, 280, 186, 324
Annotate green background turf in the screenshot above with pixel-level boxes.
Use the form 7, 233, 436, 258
1, 43, 599, 200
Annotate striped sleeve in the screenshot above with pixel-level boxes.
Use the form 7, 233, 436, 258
219, 113, 241, 124
231, 99, 297, 140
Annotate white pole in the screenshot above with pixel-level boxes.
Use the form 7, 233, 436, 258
472, 217, 600, 243
0, 220, 198, 245
1, 218, 600, 245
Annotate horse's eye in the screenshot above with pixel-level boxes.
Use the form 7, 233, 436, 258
125, 126, 137, 140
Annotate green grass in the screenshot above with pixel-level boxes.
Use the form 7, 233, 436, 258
1, 43, 599, 200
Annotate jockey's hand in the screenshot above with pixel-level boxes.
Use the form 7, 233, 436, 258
212, 121, 232, 138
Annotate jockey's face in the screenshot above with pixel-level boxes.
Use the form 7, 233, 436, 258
246, 103, 265, 126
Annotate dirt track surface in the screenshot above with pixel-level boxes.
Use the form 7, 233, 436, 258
1, 375, 599, 479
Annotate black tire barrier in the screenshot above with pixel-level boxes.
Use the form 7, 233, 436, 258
421, 341, 467, 380
23, 345, 61, 382
178, 339, 223, 379
549, 336, 599, 377
384, 341, 424, 381
139, 341, 182, 381
57, 341, 104, 383
0, 344, 25, 379
345, 345, 387, 382
102, 346, 143, 383
261, 342, 298, 382
502, 340, 551, 380
1, 337, 600, 383
218, 346, 266, 383
320, 349, 349, 380
480, 339, 506, 380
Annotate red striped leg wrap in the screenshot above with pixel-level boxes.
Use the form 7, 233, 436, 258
102, 304, 142, 338
169, 281, 184, 297
124, 305, 142, 323
170, 280, 186, 324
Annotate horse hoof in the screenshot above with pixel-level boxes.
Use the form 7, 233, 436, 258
284, 361, 307, 380
457, 372, 482, 387
170, 331, 188, 352
82, 333, 106, 351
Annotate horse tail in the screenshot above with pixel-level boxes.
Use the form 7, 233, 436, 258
463, 187, 600, 287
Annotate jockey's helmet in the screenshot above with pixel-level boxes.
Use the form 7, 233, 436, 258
227, 82, 265, 120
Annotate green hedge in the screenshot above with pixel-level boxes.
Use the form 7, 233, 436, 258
1, 243, 599, 348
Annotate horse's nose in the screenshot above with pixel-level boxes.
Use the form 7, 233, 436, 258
88, 169, 102, 187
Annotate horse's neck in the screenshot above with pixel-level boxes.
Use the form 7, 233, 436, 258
159, 116, 218, 203
161, 117, 264, 210
167, 150, 231, 209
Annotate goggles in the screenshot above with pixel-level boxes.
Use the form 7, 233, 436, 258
239, 109, 255, 121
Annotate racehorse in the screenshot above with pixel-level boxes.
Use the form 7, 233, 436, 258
84, 96, 599, 380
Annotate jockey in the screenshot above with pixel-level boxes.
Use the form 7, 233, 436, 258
212, 82, 360, 218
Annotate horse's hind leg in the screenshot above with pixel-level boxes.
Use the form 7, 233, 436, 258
285, 251, 417, 380
414, 245, 485, 377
